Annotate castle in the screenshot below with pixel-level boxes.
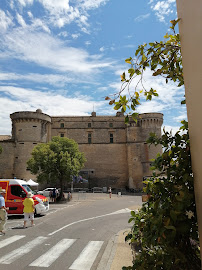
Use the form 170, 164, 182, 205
0, 109, 163, 189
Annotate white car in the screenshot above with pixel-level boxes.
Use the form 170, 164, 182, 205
38, 188, 56, 197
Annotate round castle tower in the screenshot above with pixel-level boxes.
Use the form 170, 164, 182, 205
10, 109, 51, 179
126, 113, 163, 189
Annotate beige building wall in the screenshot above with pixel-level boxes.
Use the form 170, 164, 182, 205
79, 144, 128, 188
176, 0, 202, 261
0, 141, 15, 178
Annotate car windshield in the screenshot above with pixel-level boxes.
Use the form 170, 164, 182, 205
22, 184, 34, 194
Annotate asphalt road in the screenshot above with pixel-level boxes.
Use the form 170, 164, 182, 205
0, 193, 142, 270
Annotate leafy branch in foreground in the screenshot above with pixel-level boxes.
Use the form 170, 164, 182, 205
124, 122, 200, 270
105, 19, 183, 123
113, 19, 201, 270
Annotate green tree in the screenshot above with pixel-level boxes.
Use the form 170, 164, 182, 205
106, 20, 201, 269
27, 136, 86, 200
124, 122, 200, 269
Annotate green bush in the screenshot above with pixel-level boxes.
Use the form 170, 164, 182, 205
124, 121, 201, 270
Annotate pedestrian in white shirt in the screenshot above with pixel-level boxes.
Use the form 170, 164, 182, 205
0, 188, 9, 235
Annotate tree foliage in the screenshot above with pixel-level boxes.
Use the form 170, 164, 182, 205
124, 121, 200, 269
107, 19, 201, 269
27, 136, 86, 199
105, 19, 184, 122
0, 145, 2, 154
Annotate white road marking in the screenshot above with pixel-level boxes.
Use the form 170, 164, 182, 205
0, 236, 47, 264
29, 238, 76, 267
69, 241, 103, 270
0, 235, 25, 249
49, 208, 131, 236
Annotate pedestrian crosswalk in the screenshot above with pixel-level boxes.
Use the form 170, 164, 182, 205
69, 241, 103, 270
0, 235, 104, 269
30, 239, 76, 267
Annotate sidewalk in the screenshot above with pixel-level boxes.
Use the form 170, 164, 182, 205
109, 229, 133, 270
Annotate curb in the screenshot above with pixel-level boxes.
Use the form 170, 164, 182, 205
97, 229, 133, 270
97, 234, 118, 270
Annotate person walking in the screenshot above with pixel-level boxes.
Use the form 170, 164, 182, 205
23, 192, 35, 228
52, 188, 57, 203
0, 188, 8, 235
108, 187, 112, 199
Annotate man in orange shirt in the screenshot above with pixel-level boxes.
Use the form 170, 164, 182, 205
23, 192, 35, 228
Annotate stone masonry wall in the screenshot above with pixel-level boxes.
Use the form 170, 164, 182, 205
0, 141, 15, 178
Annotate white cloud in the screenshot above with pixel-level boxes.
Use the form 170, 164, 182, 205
0, 10, 13, 32
16, 13, 26, 27
58, 31, 68, 37
0, 85, 106, 135
80, 0, 109, 10
39, 0, 71, 14
18, 0, 34, 7
173, 113, 187, 122
149, 0, 176, 22
0, 28, 112, 73
135, 13, 150, 22
99, 46, 105, 52
31, 18, 51, 33
85, 41, 91, 46
0, 71, 98, 87
72, 33, 80, 39
27, 11, 33, 18
8, 0, 110, 35
37, 0, 81, 29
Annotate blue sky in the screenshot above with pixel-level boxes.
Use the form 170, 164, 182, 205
0, 0, 186, 135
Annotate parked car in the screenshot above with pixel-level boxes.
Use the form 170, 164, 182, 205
38, 188, 58, 197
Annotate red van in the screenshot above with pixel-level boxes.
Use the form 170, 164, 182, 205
0, 179, 49, 215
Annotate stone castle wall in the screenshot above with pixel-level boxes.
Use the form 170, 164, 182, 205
0, 110, 163, 188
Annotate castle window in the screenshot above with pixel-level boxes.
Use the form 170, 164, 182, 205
88, 123, 91, 128
60, 123, 64, 128
33, 126, 37, 128
33, 143, 37, 145
60, 133, 64, 137
109, 123, 113, 128
19, 129, 22, 131
19, 142, 24, 144
88, 133, 92, 144
110, 133, 114, 143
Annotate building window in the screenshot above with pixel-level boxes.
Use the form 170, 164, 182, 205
109, 123, 113, 128
88, 123, 91, 128
33, 126, 37, 128
88, 133, 92, 144
60, 123, 64, 128
110, 133, 113, 143
60, 133, 64, 137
